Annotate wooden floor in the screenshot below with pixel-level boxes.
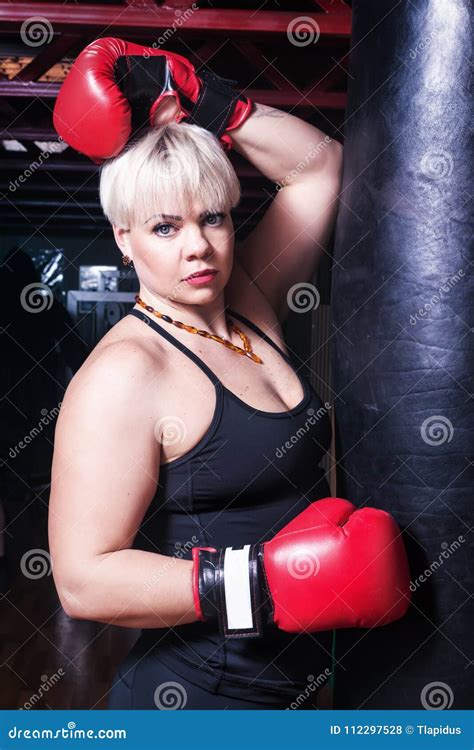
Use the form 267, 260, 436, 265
0, 571, 138, 710
0, 488, 138, 710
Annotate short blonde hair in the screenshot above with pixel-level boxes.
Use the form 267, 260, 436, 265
99, 122, 241, 229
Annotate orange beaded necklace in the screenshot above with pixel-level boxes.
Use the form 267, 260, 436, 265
134, 294, 263, 364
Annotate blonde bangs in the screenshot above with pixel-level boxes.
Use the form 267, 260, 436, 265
99, 122, 241, 229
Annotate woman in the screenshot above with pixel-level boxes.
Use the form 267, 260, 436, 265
49, 96, 344, 709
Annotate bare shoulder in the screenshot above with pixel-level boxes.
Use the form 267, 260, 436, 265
226, 255, 287, 351
62, 313, 164, 421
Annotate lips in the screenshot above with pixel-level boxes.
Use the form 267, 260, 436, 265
184, 269, 217, 280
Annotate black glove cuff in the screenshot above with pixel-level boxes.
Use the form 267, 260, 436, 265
196, 548, 221, 620
114, 57, 246, 143
183, 69, 242, 138
197, 545, 272, 638
114, 55, 172, 136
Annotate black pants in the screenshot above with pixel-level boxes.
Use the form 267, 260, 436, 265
107, 652, 320, 710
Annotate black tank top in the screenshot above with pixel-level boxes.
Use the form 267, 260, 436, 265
128, 307, 335, 701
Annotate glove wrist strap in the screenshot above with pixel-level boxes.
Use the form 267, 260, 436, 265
194, 544, 271, 638
183, 69, 242, 138
115, 56, 246, 140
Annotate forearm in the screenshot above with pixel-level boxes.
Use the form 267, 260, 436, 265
57, 549, 196, 629
230, 102, 342, 186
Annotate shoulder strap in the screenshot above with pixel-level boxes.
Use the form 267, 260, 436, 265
127, 309, 221, 388
227, 308, 290, 361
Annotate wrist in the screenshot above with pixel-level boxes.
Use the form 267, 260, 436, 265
182, 69, 253, 149
192, 544, 272, 637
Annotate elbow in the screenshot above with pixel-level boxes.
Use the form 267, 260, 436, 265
52, 570, 96, 621
56, 585, 90, 620
59, 593, 89, 621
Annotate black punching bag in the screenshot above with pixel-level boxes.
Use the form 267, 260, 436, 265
331, 0, 473, 708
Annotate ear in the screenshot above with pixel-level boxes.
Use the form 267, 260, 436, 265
112, 225, 133, 259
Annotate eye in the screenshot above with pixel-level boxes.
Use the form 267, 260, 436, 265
152, 223, 175, 237
206, 212, 226, 225
151, 213, 226, 237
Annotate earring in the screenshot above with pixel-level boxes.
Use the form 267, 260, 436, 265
122, 255, 134, 268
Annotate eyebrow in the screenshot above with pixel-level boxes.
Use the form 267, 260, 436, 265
143, 210, 211, 225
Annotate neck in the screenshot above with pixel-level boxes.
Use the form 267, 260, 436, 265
137, 287, 233, 339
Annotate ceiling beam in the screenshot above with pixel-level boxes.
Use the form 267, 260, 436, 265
0, 6, 351, 36
13, 33, 84, 82
0, 81, 346, 109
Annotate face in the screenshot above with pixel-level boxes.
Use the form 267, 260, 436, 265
114, 202, 234, 310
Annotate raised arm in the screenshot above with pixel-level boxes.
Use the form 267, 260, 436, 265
231, 103, 343, 323
48, 342, 196, 629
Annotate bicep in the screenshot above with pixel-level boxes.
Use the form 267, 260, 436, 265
48, 347, 161, 591
236, 146, 343, 323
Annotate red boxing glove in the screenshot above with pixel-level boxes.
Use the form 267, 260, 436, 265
53, 36, 253, 164
192, 497, 411, 638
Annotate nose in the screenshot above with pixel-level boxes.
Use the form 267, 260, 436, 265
182, 225, 213, 260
